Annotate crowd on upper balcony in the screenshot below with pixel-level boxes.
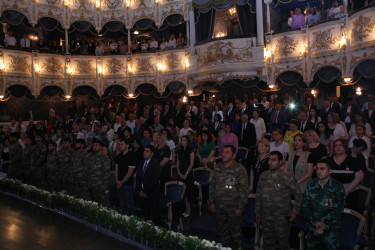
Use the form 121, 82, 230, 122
286, 0, 375, 30
2, 30, 186, 55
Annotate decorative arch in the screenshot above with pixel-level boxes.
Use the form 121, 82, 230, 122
351, 59, 375, 79
313, 66, 342, 84
40, 86, 65, 97
102, 84, 128, 97
6, 85, 34, 99
311, 64, 342, 80
69, 20, 96, 32
72, 85, 99, 99
132, 18, 156, 30
160, 13, 185, 25
0, 9, 30, 26
275, 70, 307, 88
37, 16, 64, 30
135, 83, 161, 97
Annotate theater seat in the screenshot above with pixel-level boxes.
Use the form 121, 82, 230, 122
340, 208, 366, 250
161, 181, 186, 230
193, 167, 212, 216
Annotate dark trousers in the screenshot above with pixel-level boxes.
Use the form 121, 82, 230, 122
137, 194, 161, 225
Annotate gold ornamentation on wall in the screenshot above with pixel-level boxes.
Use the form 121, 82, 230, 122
46, 0, 60, 4
136, 58, 154, 72
197, 41, 245, 67
351, 16, 375, 43
312, 28, 339, 50
7, 55, 31, 73
105, 58, 125, 74
42, 57, 63, 74
165, 53, 181, 70
73, 0, 89, 9
274, 36, 298, 56
103, 0, 122, 9
74, 60, 94, 74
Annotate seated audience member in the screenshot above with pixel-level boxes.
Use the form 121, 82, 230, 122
287, 11, 294, 28
109, 39, 118, 53
4, 31, 17, 48
20, 34, 31, 50
307, 6, 319, 25
328, 139, 364, 211
329, 0, 344, 19
119, 43, 127, 54
291, 8, 306, 29
326, 112, 346, 155
176, 32, 185, 47
149, 37, 159, 51
50, 40, 61, 53
131, 39, 139, 53
168, 34, 176, 49
319, 0, 329, 22
95, 42, 105, 55
286, 134, 313, 191
348, 123, 370, 166
140, 39, 149, 52
302, 159, 345, 249
160, 37, 169, 50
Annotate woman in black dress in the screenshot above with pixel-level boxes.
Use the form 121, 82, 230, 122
154, 133, 171, 192
177, 135, 195, 217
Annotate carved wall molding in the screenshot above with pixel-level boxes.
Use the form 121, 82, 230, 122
351, 16, 375, 43
274, 36, 298, 57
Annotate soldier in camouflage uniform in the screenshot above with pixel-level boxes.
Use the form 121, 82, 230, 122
57, 138, 74, 193
30, 134, 47, 188
209, 145, 248, 249
72, 139, 90, 199
45, 142, 59, 191
22, 136, 33, 183
302, 159, 345, 249
7, 133, 23, 180
255, 151, 303, 250
87, 138, 111, 207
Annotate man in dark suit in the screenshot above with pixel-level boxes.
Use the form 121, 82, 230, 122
270, 103, 286, 131
161, 104, 174, 126
320, 100, 331, 125
239, 101, 252, 120
133, 119, 144, 140
117, 119, 131, 138
328, 96, 341, 114
340, 97, 359, 131
174, 103, 186, 128
306, 96, 317, 112
134, 145, 161, 225
237, 113, 256, 148
365, 100, 375, 133
225, 102, 236, 123
298, 111, 315, 133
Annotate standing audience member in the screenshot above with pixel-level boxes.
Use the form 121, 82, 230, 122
249, 139, 270, 193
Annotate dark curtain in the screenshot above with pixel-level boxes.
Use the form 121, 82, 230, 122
356, 60, 375, 79
71, 21, 93, 32
195, 8, 216, 43
1, 10, 26, 25
316, 67, 341, 83
236, 1, 256, 36
39, 17, 64, 32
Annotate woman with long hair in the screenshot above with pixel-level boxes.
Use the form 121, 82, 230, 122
249, 138, 270, 193
177, 135, 195, 217
197, 131, 216, 168
286, 134, 314, 191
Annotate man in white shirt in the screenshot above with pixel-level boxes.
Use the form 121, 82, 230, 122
20, 34, 31, 50
113, 116, 122, 132
126, 113, 136, 133
149, 37, 158, 51
4, 31, 17, 48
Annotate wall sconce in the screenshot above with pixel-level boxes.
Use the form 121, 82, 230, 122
155, 0, 160, 5
300, 44, 307, 56
66, 65, 73, 75
229, 7, 236, 16
97, 66, 103, 76
95, 0, 101, 9
133, 30, 139, 35
356, 87, 362, 96
311, 89, 317, 97
0, 95, 4, 99
187, 90, 193, 95
125, 0, 131, 9
157, 63, 165, 71
127, 65, 133, 73
0, 61, 5, 71
128, 93, 134, 98
34, 65, 40, 74
344, 77, 351, 83
185, 58, 190, 68
216, 32, 225, 38
268, 83, 274, 89
29, 35, 38, 41
338, 36, 347, 48
264, 48, 271, 60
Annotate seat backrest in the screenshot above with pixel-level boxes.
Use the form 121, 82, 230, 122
193, 168, 212, 184
340, 208, 365, 249
236, 147, 249, 161
165, 181, 186, 203
357, 185, 371, 214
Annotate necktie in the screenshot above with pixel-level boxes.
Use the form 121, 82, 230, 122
273, 111, 278, 124
141, 160, 148, 188
241, 123, 246, 140
228, 108, 231, 116
301, 123, 305, 131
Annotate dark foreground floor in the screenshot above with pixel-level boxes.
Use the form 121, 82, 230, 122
0, 195, 136, 250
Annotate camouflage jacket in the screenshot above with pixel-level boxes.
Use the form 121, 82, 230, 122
31, 142, 47, 168
56, 147, 75, 177
302, 178, 345, 231
46, 151, 58, 173
255, 169, 303, 217
9, 142, 23, 165
209, 161, 248, 211
87, 151, 111, 188
22, 145, 33, 169
72, 149, 89, 181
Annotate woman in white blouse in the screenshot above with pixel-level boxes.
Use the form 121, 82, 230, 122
211, 104, 223, 123
327, 112, 346, 155
250, 110, 266, 140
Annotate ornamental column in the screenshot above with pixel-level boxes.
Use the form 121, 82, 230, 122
264, 0, 272, 33
188, 6, 196, 54
256, 0, 264, 46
